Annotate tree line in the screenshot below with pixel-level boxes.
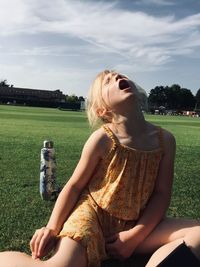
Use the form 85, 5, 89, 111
148, 84, 200, 112
1, 79, 200, 112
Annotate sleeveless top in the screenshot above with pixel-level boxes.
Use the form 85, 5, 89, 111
88, 125, 164, 221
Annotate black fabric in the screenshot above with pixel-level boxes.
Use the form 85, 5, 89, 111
157, 242, 200, 267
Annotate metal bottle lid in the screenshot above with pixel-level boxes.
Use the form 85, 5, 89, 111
43, 140, 54, 148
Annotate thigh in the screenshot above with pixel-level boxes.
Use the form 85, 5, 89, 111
135, 217, 200, 254
59, 194, 106, 266
0, 251, 45, 267
46, 237, 87, 267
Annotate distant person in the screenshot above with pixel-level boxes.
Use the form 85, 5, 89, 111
0, 70, 200, 267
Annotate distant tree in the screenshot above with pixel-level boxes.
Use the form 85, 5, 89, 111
165, 84, 181, 109
179, 88, 196, 110
78, 96, 85, 102
148, 84, 195, 110
148, 86, 167, 108
65, 94, 85, 103
0, 79, 10, 87
66, 94, 79, 103
195, 89, 200, 110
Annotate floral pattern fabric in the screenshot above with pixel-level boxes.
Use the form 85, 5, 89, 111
58, 125, 163, 267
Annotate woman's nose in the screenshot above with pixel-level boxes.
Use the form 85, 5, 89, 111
115, 74, 123, 81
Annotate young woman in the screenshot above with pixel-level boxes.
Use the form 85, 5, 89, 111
0, 70, 199, 267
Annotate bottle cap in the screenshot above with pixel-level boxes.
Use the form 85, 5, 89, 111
43, 140, 54, 148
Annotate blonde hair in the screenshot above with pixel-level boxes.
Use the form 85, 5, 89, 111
87, 70, 114, 128
86, 70, 148, 128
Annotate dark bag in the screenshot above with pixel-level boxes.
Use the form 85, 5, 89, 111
157, 242, 200, 267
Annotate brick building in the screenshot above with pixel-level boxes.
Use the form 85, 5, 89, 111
0, 86, 66, 107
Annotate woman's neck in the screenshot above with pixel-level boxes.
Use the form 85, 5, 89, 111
111, 102, 147, 136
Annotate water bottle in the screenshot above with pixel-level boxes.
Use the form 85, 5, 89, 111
40, 140, 58, 200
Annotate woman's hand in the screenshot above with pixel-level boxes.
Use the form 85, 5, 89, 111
30, 227, 57, 260
105, 230, 137, 260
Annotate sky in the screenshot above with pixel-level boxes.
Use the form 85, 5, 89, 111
0, 0, 200, 97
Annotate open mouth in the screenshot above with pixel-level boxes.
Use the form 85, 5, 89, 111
119, 79, 130, 90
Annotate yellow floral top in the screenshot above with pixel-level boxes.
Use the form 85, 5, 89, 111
88, 125, 163, 221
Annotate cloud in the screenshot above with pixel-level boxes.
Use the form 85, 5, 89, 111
0, 0, 200, 73
137, 0, 175, 6
0, 46, 82, 57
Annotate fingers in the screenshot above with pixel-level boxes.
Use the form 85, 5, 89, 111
105, 234, 118, 258
106, 242, 114, 252
37, 229, 50, 257
105, 234, 117, 243
106, 242, 125, 261
106, 242, 118, 259
105, 234, 125, 260
30, 229, 41, 259
30, 227, 54, 259
30, 228, 44, 259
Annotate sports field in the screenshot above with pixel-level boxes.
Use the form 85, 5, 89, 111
0, 105, 199, 255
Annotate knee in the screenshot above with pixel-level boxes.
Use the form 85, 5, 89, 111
187, 225, 200, 239
184, 226, 200, 258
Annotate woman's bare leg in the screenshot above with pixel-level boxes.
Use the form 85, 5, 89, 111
0, 237, 87, 267
135, 217, 200, 267
46, 236, 87, 267
0, 251, 44, 267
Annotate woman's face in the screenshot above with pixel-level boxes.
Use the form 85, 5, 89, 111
101, 72, 138, 110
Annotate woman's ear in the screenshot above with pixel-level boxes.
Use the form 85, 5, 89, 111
96, 108, 108, 118
96, 108, 113, 123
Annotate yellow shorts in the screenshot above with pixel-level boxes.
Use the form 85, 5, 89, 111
59, 190, 136, 267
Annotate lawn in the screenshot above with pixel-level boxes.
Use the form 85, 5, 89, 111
0, 105, 199, 258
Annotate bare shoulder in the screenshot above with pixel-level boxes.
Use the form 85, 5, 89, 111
162, 128, 176, 146
84, 127, 112, 159
148, 122, 176, 152
161, 128, 176, 156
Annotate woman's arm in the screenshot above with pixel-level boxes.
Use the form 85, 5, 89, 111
130, 130, 176, 241
30, 128, 108, 259
46, 133, 103, 234
106, 129, 176, 259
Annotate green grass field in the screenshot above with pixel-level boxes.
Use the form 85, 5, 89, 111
0, 105, 199, 256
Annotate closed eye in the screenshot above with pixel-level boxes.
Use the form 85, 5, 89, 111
104, 77, 111, 85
